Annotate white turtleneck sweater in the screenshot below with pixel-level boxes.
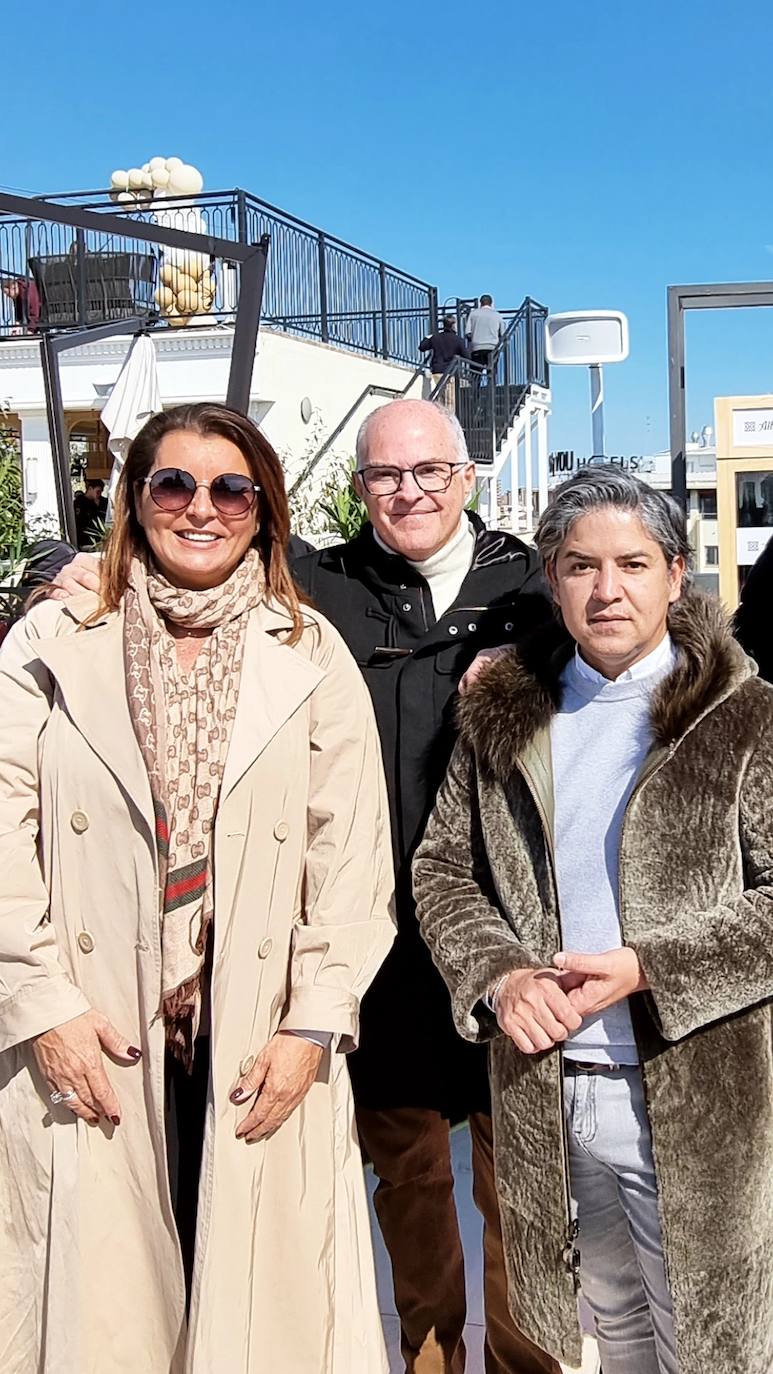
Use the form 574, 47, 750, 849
373, 515, 475, 617
551, 634, 677, 1064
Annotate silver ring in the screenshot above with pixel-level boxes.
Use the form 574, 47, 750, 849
50, 1088, 77, 1105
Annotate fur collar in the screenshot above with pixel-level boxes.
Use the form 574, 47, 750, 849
457, 592, 755, 782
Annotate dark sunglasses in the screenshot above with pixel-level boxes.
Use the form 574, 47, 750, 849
142, 467, 260, 516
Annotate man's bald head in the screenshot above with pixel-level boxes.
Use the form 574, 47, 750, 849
353, 399, 476, 561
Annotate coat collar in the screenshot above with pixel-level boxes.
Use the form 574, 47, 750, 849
457, 591, 756, 784
336, 512, 535, 592
34, 596, 325, 829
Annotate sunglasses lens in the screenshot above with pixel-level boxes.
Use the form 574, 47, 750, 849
210, 474, 256, 515
149, 468, 196, 510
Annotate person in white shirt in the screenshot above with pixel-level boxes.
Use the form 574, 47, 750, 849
465, 293, 505, 366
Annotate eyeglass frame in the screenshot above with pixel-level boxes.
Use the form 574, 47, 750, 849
140, 468, 261, 515
355, 460, 469, 495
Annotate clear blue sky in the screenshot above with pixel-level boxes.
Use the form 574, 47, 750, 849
5, 0, 773, 456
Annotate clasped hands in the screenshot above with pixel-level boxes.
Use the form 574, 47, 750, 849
495, 948, 648, 1055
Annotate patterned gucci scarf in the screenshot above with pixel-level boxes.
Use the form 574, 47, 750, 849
124, 547, 264, 1067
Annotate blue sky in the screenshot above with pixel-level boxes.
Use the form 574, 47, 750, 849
4, 0, 773, 456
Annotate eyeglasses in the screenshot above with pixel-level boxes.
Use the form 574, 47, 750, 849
356, 461, 467, 496
142, 468, 260, 516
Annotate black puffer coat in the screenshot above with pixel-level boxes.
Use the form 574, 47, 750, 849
293, 514, 550, 1115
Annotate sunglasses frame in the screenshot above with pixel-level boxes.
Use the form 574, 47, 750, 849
141, 467, 260, 516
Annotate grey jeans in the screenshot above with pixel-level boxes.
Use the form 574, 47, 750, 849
564, 1065, 678, 1374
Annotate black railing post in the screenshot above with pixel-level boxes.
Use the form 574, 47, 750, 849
379, 262, 389, 358
429, 286, 438, 334
372, 310, 378, 355
525, 299, 535, 384
317, 234, 329, 344
235, 189, 248, 244
75, 228, 87, 326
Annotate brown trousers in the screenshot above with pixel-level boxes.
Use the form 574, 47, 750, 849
357, 1107, 561, 1374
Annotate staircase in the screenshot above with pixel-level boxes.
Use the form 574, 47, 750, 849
430, 297, 550, 536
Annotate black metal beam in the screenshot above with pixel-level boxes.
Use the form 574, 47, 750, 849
226, 237, 269, 414
40, 316, 151, 541
666, 280, 773, 511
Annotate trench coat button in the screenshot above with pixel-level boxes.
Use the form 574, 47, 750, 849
239, 1054, 255, 1076
70, 810, 89, 834
273, 820, 289, 842
77, 931, 95, 954
258, 937, 273, 959
448, 625, 459, 636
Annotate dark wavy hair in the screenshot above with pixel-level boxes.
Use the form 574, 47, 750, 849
98, 403, 306, 643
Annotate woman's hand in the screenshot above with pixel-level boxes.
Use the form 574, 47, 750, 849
231, 1032, 324, 1142
49, 552, 102, 600
496, 967, 584, 1054
552, 948, 648, 1017
32, 1010, 142, 1125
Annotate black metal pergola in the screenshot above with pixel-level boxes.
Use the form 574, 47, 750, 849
667, 279, 773, 510
0, 190, 269, 544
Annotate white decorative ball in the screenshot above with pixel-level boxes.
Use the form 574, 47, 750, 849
165, 157, 184, 172
150, 166, 170, 190
127, 168, 145, 189
170, 164, 204, 196
116, 192, 135, 204
110, 169, 130, 190
149, 156, 166, 171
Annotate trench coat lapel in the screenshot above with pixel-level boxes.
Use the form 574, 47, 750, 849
35, 613, 155, 841
220, 607, 325, 803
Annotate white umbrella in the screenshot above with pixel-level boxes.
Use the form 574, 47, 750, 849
102, 333, 161, 514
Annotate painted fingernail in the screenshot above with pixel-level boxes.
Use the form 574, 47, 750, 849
127, 1047, 142, 1060
110, 1115, 120, 1126
230, 1088, 246, 1103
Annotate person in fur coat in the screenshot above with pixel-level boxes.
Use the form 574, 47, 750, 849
413, 466, 773, 1374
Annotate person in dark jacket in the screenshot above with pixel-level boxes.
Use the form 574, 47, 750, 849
294, 398, 557, 1374
734, 536, 773, 683
419, 315, 468, 377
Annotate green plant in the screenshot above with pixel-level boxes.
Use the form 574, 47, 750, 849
318, 461, 367, 542
0, 426, 25, 566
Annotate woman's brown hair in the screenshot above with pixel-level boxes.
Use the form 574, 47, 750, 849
99, 403, 307, 643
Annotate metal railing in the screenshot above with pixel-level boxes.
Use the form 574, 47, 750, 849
0, 188, 437, 364
430, 297, 549, 463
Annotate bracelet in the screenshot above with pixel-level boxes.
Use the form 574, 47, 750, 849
488, 973, 510, 1013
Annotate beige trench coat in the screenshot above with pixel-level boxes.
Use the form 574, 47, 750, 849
0, 592, 395, 1374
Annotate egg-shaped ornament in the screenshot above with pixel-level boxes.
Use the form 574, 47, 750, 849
110, 169, 130, 190
171, 164, 204, 197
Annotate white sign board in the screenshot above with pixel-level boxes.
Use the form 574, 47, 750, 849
732, 409, 773, 447
736, 526, 773, 565
545, 311, 629, 366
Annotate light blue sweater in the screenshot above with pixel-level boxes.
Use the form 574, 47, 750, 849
550, 635, 677, 1064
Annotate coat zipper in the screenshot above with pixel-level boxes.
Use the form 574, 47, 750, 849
515, 758, 580, 1291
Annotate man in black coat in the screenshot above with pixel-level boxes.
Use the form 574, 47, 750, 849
294, 399, 558, 1374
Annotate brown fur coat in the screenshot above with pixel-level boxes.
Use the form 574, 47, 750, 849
412, 594, 773, 1373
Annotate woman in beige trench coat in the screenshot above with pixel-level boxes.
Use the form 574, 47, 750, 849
0, 404, 395, 1374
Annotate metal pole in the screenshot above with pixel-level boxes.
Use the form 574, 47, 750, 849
379, 263, 389, 359
667, 287, 687, 509
39, 336, 78, 545
318, 234, 329, 345
590, 364, 605, 458
226, 236, 269, 414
